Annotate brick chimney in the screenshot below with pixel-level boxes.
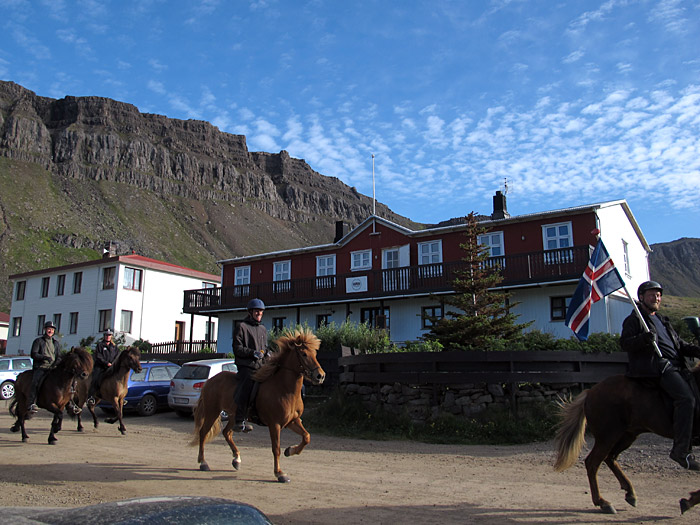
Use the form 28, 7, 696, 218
491, 191, 510, 220
103, 241, 116, 258
334, 221, 347, 243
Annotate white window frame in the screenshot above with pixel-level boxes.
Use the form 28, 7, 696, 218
622, 239, 631, 276
316, 255, 336, 276
478, 232, 504, 257
273, 260, 291, 294
382, 248, 400, 269
418, 240, 442, 265
121, 310, 133, 333
351, 249, 371, 271
542, 222, 573, 250
234, 266, 251, 285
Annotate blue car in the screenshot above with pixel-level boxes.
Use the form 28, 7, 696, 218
99, 360, 180, 417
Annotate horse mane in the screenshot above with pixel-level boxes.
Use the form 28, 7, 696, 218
252, 328, 321, 382
56, 346, 94, 374
104, 346, 141, 379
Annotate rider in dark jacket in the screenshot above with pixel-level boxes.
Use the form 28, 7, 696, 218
233, 298, 268, 432
87, 329, 119, 405
27, 321, 59, 414
621, 281, 700, 470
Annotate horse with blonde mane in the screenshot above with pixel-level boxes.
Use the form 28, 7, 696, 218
190, 327, 325, 482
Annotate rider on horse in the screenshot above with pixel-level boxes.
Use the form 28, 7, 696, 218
27, 321, 59, 414
621, 280, 700, 470
87, 328, 119, 407
233, 298, 268, 433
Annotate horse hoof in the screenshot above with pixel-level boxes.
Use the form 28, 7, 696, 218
600, 503, 617, 514
49, 439, 57, 445
284, 447, 292, 457
199, 463, 211, 472
277, 475, 290, 483
22, 437, 28, 443
10, 425, 19, 433
625, 495, 637, 507
232, 458, 241, 471
120, 430, 126, 435
680, 498, 690, 515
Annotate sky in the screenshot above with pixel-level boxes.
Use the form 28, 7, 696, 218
1, 0, 699, 246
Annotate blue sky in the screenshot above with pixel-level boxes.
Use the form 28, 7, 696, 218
1, 0, 699, 246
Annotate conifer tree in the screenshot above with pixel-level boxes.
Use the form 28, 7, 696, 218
425, 212, 529, 350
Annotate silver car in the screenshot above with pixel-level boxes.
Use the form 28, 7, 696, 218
0, 355, 33, 400
167, 358, 237, 416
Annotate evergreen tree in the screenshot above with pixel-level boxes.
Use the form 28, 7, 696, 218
425, 212, 530, 350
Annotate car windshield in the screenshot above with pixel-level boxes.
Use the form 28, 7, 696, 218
173, 365, 210, 380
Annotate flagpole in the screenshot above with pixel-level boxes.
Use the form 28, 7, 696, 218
621, 285, 663, 358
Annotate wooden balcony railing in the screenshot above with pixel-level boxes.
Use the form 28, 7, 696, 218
183, 245, 590, 314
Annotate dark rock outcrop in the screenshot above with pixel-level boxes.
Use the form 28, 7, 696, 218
649, 238, 700, 297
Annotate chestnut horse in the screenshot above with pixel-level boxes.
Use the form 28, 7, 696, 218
554, 365, 700, 514
9, 347, 93, 444
70, 346, 142, 435
190, 328, 326, 482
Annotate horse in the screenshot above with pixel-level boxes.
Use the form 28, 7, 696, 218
190, 327, 326, 482
554, 365, 700, 514
70, 346, 142, 435
9, 347, 93, 444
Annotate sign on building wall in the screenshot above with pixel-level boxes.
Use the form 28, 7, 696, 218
346, 276, 368, 293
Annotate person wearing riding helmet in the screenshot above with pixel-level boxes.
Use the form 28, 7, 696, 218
232, 298, 268, 432
621, 280, 700, 470
27, 321, 59, 414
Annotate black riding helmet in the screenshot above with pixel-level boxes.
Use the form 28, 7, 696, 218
637, 280, 663, 299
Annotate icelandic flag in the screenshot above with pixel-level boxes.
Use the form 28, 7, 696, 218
565, 239, 625, 341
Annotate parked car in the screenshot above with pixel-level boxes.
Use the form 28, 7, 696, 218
0, 355, 33, 400
168, 358, 237, 416
99, 360, 180, 416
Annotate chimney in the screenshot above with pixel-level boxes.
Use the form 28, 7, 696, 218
491, 191, 510, 220
102, 241, 116, 258
334, 221, 347, 243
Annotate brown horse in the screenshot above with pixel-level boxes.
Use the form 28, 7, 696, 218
190, 328, 326, 482
70, 346, 142, 435
554, 366, 700, 514
9, 347, 93, 444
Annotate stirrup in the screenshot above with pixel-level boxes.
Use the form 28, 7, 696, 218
70, 402, 82, 415
87, 397, 96, 407
28, 404, 38, 414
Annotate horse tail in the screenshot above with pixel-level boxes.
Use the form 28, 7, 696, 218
189, 395, 221, 447
553, 390, 588, 472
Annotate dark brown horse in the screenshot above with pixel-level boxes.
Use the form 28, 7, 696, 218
554, 366, 700, 514
10, 347, 93, 444
190, 328, 326, 482
70, 346, 142, 435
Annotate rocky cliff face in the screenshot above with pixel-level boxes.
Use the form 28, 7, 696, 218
0, 80, 416, 311
649, 238, 700, 297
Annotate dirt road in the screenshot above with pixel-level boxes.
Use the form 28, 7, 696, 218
1, 404, 699, 524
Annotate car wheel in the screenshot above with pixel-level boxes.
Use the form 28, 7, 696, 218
138, 394, 157, 417
0, 381, 15, 400
175, 409, 192, 418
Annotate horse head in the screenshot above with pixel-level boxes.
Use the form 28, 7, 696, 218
278, 328, 326, 385
123, 346, 143, 374
63, 346, 94, 380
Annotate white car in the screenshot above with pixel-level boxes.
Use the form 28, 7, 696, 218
167, 358, 237, 416
0, 355, 33, 400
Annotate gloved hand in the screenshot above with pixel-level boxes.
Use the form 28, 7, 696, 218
642, 331, 657, 346
253, 350, 265, 360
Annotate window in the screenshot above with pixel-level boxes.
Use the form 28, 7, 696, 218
272, 317, 285, 331
53, 314, 61, 333
622, 239, 631, 276
69, 312, 79, 334
383, 248, 399, 269
273, 261, 291, 293
123, 267, 143, 291
12, 317, 21, 337
73, 272, 82, 294
551, 296, 570, 321
121, 310, 133, 333
351, 250, 371, 271
234, 266, 250, 296
542, 222, 573, 264
15, 281, 26, 301
205, 321, 216, 341
102, 266, 116, 290
418, 240, 442, 265
361, 307, 390, 330
421, 306, 443, 329
202, 281, 216, 289
316, 255, 336, 289
41, 277, 50, 298
316, 314, 330, 329
98, 309, 112, 332
478, 232, 504, 257
56, 274, 65, 296
36, 315, 45, 335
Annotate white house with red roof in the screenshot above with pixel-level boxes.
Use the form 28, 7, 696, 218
6, 252, 220, 354
183, 193, 651, 351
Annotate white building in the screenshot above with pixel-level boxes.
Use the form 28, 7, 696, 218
7, 253, 220, 354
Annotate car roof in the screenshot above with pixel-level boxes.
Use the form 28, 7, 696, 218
0, 355, 31, 360
139, 361, 180, 366
182, 358, 236, 366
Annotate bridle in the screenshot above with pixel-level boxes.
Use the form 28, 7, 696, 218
281, 341, 321, 380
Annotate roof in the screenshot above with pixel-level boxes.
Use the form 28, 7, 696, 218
0, 312, 9, 324
218, 198, 650, 265
8, 254, 221, 282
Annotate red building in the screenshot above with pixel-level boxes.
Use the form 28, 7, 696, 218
184, 193, 650, 350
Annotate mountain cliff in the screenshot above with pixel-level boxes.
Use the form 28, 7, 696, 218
649, 238, 700, 298
0, 80, 417, 311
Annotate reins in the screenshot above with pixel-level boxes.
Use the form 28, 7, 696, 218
279, 342, 320, 380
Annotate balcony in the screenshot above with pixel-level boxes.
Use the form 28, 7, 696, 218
183, 245, 590, 314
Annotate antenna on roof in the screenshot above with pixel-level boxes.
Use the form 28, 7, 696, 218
372, 154, 376, 216
504, 177, 509, 195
